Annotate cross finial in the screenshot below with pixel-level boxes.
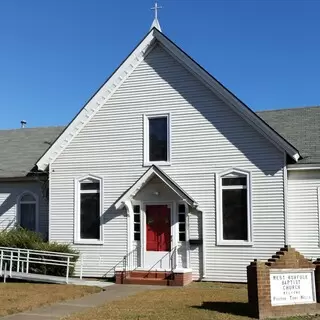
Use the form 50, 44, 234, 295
151, 2, 162, 20
150, 2, 162, 31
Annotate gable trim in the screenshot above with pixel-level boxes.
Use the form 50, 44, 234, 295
114, 165, 197, 209
36, 28, 300, 170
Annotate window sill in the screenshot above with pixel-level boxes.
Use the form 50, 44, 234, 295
143, 161, 171, 167
217, 240, 253, 247
74, 239, 103, 245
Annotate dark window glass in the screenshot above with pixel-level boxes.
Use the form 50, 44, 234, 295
80, 193, 100, 239
134, 224, 140, 232
134, 214, 140, 223
222, 189, 248, 240
149, 117, 168, 161
179, 223, 186, 232
178, 204, 185, 213
20, 203, 36, 231
80, 182, 100, 190
222, 177, 246, 186
178, 214, 185, 223
134, 233, 141, 241
133, 205, 140, 214
179, 233, 186, 241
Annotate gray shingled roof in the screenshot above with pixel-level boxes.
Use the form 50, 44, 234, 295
0, 106, 318, 178
0, 126, 64, 178
257, 106, 320, 164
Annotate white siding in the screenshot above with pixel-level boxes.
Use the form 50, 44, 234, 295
0, 182, 48, 237
50, 43, 285, 282
287, 170, 320, 259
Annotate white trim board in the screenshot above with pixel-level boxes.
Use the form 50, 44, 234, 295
36, 28, 300, 171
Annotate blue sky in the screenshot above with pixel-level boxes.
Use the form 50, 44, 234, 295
0, 0, 319, 129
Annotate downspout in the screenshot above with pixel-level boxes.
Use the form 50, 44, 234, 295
201, 209, 206, 278
283, 152, 288, 245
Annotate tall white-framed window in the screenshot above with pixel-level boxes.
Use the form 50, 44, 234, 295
74, 175, 103, 244
144, 113, 171, 166
216, 168, 252, 246
18, 192, 38, 232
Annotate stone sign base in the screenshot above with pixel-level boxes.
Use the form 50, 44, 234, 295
247, 246, 320, 319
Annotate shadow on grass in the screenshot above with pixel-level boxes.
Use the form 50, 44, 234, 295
192, 301, 253, 318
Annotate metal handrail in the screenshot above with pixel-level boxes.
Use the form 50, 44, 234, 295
0, 246, 78, 258
123, 246, 139, 274
0, 247, 81, 284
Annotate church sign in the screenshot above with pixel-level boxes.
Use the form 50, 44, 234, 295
270, 269, 316, 306
247, 246, 319, 319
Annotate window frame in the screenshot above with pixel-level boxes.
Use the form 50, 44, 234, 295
216, 168, 253, 246
17, 191, 39, 232
143, 113, 171, 166
178, 203, 187, 242
74, 175, 104, 245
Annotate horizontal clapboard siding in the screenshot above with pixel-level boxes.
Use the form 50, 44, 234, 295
0, 182, 48, 237
50, 43, 285, 281
287, 170, 320, 259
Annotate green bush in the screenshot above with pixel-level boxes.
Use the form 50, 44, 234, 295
0, 228, 79, 277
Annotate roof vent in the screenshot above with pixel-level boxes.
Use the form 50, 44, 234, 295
20, 120, 27, 128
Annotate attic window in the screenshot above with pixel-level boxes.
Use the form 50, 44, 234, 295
144, 114, 171, 165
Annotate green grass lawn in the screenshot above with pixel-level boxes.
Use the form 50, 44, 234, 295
0, 283, 101, 317
65, 282, 320, 320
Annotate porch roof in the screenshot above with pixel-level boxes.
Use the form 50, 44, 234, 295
114, 165, 197, 209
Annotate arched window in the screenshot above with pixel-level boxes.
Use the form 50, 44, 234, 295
18, 193, 38, 232
217, 169, 252, 245
75, 175, 103, 244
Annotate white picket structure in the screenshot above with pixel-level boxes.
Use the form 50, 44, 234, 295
0, 246, 81, 284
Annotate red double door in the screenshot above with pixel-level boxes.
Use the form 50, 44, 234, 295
146, 205, 171, 252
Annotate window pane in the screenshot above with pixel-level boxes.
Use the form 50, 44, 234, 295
178, 204, 185, 213
21, 194, 36, 202
179, 233, 186, 241
178, 214, 185, 223
222, 189, 248, 240
80, 182, 100, 191
80, 193, 100, 239
222, 177, 247, 186
149, 117, 168, 162
20, 203, 36, 231
134, 233, 141, 241
133, 205, 140, 214
134, 214, 140, 223
134, 224, 140, 232
179, 223, 186, 232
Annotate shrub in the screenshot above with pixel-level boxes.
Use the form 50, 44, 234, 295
0, 228, 79, 277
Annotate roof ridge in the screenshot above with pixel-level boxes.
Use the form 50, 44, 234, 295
257, 105, 320, 113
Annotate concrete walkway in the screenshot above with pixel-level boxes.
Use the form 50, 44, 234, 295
1, 284, 166, 320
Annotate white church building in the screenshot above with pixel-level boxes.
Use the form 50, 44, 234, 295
0, 17, 319, 284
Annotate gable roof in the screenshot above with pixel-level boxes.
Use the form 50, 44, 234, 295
0, 126, 64, 178
115, 165, 197, 209
257, 106, 320, 164
35, 28, 300, 171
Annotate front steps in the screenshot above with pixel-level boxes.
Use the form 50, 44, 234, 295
115, 270, 193, 286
